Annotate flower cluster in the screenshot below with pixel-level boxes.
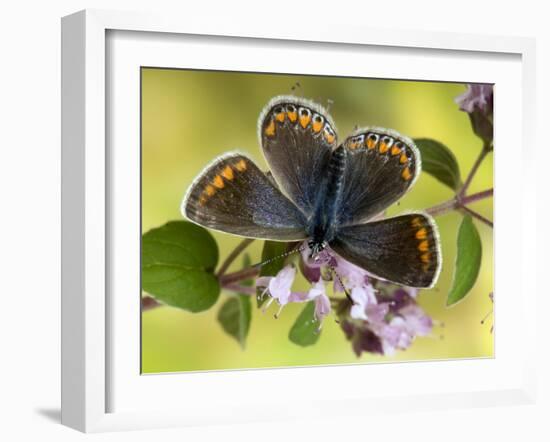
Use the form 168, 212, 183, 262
455, 84, 493, 147
255, 243, 433, 356
339, 284, 432, 356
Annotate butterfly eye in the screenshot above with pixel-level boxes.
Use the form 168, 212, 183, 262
312, 114, 324, 133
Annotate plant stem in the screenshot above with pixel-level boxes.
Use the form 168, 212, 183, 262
461, 188, 494, 204
142, 296, 161, 311
460, 143, 491, 198
424, 197, 459, 217
219, 266, 260, 286
425, 188, 493, 217
460, 206, 493, 228
216, 238, 255, 277
223, 283, 256, 295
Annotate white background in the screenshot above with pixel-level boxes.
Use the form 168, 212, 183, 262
0, 0, 547, 441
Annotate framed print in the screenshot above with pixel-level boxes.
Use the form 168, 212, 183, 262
61, 9, 537, 433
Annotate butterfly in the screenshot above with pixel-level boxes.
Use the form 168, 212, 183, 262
181, 96, 441, 288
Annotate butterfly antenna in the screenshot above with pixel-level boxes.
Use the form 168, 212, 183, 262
328, 263, 354, 304
251, 243, 306, 269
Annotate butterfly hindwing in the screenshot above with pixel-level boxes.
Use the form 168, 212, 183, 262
331, 213, 441, 288
337, 128, 421, 226
259, 96, 338, 215
182, 153, 308, 241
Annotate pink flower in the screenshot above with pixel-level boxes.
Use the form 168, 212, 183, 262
455, 84, 493, 114
256, 244, 434, 356
256, 265, 296, 306
455, 84, 493, 145
400, 304, 433, 337
349, 286, 377, 321
256, 265, 331, 323
339, 283, 433, 357
307, 281, 331, 323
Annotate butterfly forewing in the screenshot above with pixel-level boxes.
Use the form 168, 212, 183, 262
331, 213, 441, 288
337, 128, 420, 226
182, 153, 308, 241
259, 96, 338, 215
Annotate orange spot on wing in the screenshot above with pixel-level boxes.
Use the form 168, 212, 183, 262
402, 167, 412, 181
265, 119, 276, 137
221, 165, 234, 180
399, 153, 408, 164
391, 145, 401, 156
420, 252, 431, 264
411, 217, 423, 228
415, 228, 427, 240
205, 185, 216, 196
366, 136, 378, 150
212, 175, 224, 189
379, 141, 390, 154
287, 111, 297, 122
299, 113, 311, 128
275, 112, 285, 123
235, 159, 247, 172
312, 119, 323, 133
418, 240, 430, 252
324, 131, 335, 144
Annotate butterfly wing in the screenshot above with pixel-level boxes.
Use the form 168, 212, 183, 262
259, 96, 338, 215
337, 127, 421, 226
331, 213, 441, 288
182, 153, 307, 241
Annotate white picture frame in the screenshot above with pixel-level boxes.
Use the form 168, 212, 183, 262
61, 9, 537, 433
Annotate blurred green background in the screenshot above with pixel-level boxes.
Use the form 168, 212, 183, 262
141, 68, 493, 373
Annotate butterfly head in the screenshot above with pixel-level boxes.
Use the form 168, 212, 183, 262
307, 239, 327, 260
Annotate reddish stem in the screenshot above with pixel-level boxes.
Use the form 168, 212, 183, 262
216, 238, 255, 277
425, 188, 493, 217
460, 206, 493, 228
460, 145, 491, 198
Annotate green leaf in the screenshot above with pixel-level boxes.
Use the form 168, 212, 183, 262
414, 138, 462, 191
447, 215, 482, 306
218, 254, 253, 348
143, 267, 220, 312
142, 221, 220, 312
217, 294, 252, 348
289, 301, 321, 347
257, 241, 289, 307
142, 221, 218, 271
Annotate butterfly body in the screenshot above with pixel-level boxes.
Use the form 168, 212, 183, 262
182, 96, 442, 288
308, 144, 347, 252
